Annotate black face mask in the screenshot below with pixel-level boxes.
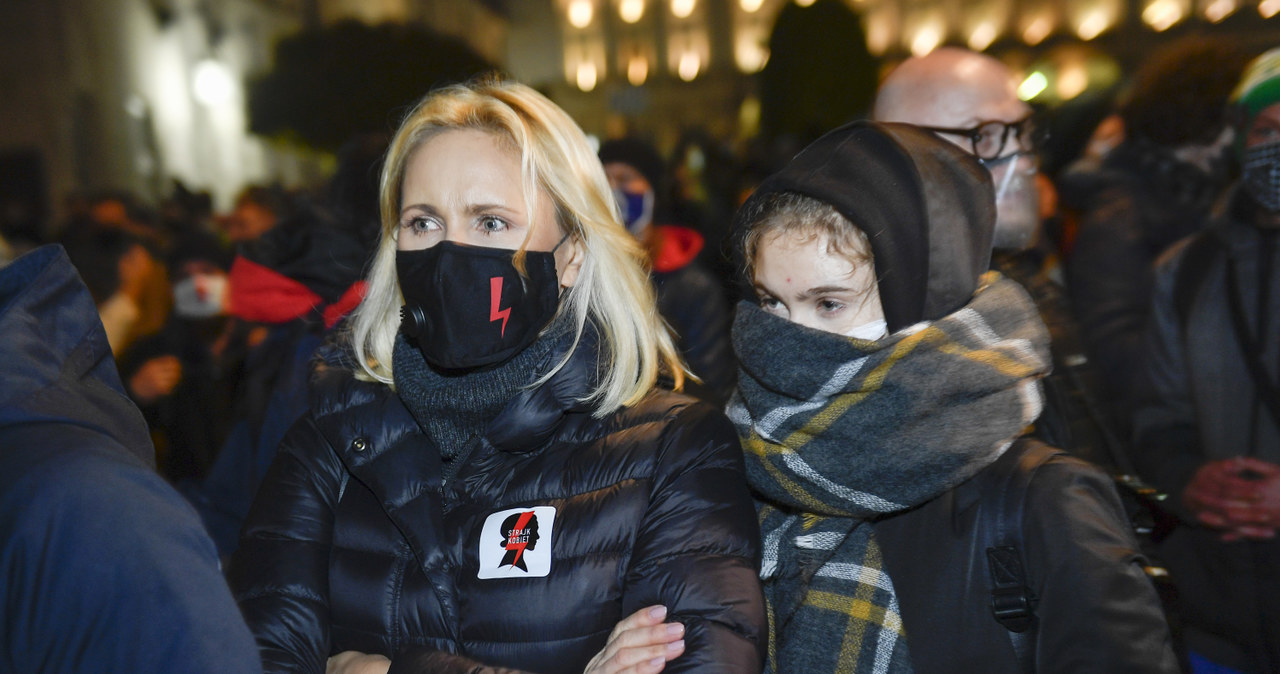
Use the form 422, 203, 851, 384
1243, 139, 1280, 212
396, 240, 564, 370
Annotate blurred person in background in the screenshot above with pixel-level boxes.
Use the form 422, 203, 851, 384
729, 120, 1176, 673
120, 230, 238, 482
60, 223, 164, 356
223, 184, 291, 244
1058, 37, 1254, 434
182, 201, 368, 556
231, 79, 764, 674
0, 245, 260, 673
874, 46, 1124, 470
1131, 47, 1280, 674
600, 137, 736, 405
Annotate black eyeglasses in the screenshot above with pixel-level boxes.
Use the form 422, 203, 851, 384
916, 115, 1046, 162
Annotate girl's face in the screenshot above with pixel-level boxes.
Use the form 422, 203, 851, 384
397, 128, 581, 288
752, 229, 884, 336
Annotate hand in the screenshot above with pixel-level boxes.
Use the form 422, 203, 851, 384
128, 355, 182, 403
1184, 458, 1280, 541
584, 605, 686, 674
327, 651, 391, 674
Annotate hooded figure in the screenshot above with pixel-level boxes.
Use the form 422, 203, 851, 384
729, 122, 1177, 673
0, 245, 261, 673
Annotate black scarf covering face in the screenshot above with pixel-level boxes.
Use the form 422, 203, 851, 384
729, 273, 1051, 674
392, 316, 574, 461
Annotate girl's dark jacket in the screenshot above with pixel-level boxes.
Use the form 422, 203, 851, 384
229, 330, 766, 674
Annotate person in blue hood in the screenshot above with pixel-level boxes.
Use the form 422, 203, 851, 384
0, 245, 261, 673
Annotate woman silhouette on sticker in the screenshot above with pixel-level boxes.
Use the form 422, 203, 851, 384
499, 511, 540, 572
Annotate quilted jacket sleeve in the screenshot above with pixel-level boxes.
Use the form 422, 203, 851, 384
1024, 456, 1180, 673
229, 413, 345, 674
621, 402, 767, 673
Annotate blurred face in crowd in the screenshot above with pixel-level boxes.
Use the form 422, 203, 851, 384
171, 260, 229, 318
752, 230, 886, 339
874, 48, 1041, 251
396, 128, 580, 287
226, 200, 278, 243
1242, 102, 1280, 221
603, 161, 656, 237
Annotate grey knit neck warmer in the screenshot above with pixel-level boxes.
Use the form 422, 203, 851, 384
392, 317, 574, 461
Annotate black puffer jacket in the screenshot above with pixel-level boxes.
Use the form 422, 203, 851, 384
230, 331, 766, 674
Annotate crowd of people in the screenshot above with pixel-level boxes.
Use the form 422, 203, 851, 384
1, 34, 1279, 674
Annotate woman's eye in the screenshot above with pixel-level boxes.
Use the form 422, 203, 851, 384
479, 216, 508, 233
817, 299, 845, 314
402, 216, 439, 234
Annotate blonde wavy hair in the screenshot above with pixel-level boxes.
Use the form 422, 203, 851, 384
347, 77, 686, 416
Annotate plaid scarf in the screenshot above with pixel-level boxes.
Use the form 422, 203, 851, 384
727, 273, 1051, 674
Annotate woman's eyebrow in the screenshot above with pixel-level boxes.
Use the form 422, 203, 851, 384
796, 284, 858, 299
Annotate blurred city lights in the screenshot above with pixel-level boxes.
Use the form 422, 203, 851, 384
677, 50, 701, 80
192, 59, 235, 107
910, 23, 943, 56
671, 0, 696, 18
1204, 0, 1236, 21
1261, 0, 1280, 17
568, 0, 594, 28
735, 35, 768, 72
620, 0, 645, 23
1057, 63, 1088, 100
1075, 10, 1110, 39
1018, 71, 1049, 100
1022, 16, 1053, 44
795, 0, 817, 6
627, 54, 649, 85
1142, 0, 1185, 30
740, 0, 764, 11
576, 61, 598, 91
968, 22, 998, 51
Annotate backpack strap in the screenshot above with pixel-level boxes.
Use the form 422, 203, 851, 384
982, 438, 1065, 674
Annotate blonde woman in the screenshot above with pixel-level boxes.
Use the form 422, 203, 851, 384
230, 79, 765, 674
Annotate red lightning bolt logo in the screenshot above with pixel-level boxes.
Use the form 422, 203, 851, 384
490, 276, 510, 336
505, 511, 536, 569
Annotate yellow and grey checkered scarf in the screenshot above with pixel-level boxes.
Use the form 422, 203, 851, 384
728, 273, 1050, 674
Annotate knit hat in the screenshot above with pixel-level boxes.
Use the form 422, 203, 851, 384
598, 138, 666, 192
1232, 47, 1280, 139
733, 121, 995, 333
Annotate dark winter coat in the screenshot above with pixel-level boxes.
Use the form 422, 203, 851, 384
0, 245, 261, 674
1060, 142, 1224, 425
1132, 190, 1280, 672
875, 443, 1179, 673
230, 330, 766, 674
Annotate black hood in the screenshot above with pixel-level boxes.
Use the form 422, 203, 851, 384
0, 245, 154, 466
735, 121, 995, 332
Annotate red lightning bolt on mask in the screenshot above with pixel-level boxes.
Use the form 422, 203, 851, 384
490, 276, 511, 336
505, 511, 536, 568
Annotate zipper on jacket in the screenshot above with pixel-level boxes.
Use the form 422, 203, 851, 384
438, 436, 484, 511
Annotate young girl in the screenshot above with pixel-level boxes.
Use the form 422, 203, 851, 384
729, 121, 1177, 673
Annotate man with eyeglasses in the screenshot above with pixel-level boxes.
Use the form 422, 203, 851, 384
873, 47, 1124, 472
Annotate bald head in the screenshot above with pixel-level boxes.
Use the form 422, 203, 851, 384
873, 48, 1028, 132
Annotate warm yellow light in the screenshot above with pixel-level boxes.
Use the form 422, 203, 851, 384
968, 22, 997, 51
677, 51, 701, 80
568, 0, 594, 28
740, 0, 764, 11
193, 59, 235, 106
1205, 0, 1236, 21
627, 55, 649, 85
1018, 71, 1048, 100
576, 61, 598, 91
1022, 16, 1052, 44
911, 24, 943, 57
620, 0, 645, 22
1142, 0, 1184, 30
795, 0, 816, 6
671, 0, 695, 18
1260, 0, 1280, 17
735, 38, 767, 72
1057, 64, 1088, 100
1076, 10, 1109, 40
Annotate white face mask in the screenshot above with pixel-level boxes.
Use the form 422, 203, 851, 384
845, 317, 888, 341
172, 273, 228, 318
985, 152, 1041, 251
